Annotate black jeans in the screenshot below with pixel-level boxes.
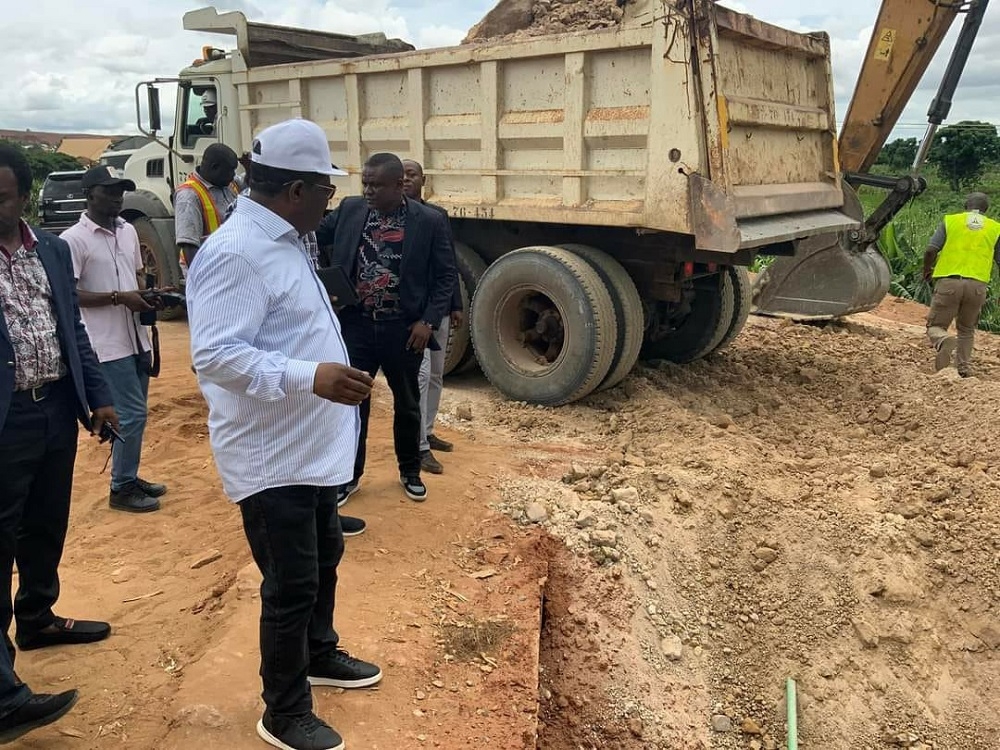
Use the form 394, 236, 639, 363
0, 378, 78, 666
240, 485, 344, 717
339, 312, 424, 481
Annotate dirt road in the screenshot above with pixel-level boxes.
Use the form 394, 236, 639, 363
14, 321, 547, 749
12, 297, 1000, 750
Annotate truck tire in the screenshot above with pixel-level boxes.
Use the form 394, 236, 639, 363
712, 265, 752, 354
132, 216, 185, 321
557, 243, 643, 391
445, 242, 488, 375
691, 270, 735, 360
640, 275, 726, 364
471, 246, 617, 406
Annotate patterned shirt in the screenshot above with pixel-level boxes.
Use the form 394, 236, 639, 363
356, 201, 407, 316
0, 221, 66, 390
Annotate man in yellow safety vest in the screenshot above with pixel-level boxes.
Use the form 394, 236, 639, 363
173, 144, 239, 277
924, 192, 1000, 377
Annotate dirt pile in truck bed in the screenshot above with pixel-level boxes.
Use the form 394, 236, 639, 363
463, 0, 625, 43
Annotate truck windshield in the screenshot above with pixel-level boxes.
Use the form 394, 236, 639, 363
182, 86, 218, 147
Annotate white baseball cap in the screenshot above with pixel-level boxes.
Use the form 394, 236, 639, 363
200, 90, 217, 106
250, 118, 348, 177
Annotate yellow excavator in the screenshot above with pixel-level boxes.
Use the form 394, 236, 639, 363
751, 0, 991, 319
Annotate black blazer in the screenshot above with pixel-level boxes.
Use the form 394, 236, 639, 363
422, 201, 463, 314
316, 196, 457, 327
0, 229, 113, 432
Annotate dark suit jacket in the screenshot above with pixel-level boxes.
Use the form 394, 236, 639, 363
316, 196, 457, 328
422, 201, 462, 314
0, 229, 113, 432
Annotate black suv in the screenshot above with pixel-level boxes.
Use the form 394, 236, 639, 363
38, 170, 87, 232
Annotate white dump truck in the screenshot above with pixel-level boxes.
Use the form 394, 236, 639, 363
124, 0, 860, 405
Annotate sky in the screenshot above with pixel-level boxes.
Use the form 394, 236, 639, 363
1, 0, 997, 143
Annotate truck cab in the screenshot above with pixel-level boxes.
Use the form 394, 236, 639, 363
122, 57, 238, 292
123, 9, 411, 294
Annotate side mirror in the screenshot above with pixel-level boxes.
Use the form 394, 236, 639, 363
147, 87, 162, 133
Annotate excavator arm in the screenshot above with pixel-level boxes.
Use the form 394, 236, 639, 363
839, 0, 961, 175
752, 0, 989, 320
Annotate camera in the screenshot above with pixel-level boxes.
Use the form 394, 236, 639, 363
139, 290, 186, 325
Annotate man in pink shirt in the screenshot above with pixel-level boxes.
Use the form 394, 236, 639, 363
62, 166, 166, 513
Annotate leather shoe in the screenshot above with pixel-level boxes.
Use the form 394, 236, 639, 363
135, 478, 167, 498
16, 616, 111, 651
0, 690, 78, 743
428, 433, 453, 452
110, 482, 160, 513
420, 450, 443, 475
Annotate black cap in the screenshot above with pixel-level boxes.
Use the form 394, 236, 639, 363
80, 165, 136, 192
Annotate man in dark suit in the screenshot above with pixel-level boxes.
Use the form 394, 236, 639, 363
0, 145, 119, 741
401, 159, 462, 475
317, 153, 455, 503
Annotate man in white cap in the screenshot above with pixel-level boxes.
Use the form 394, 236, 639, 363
186, 118, 381, 750
196, 89, 218, 135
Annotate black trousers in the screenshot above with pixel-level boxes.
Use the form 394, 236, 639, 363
0, 378, 78, 664
240, 485, 343, 717
339, 313, 424, 481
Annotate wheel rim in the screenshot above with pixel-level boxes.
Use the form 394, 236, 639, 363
496, 286, 567, 375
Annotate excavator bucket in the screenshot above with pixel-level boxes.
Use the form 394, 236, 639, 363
750, 186, 891, 320
750, 234, 891, 320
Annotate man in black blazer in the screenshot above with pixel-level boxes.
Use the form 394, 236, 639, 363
0, 145, 119, 741
317, 153, 455, 503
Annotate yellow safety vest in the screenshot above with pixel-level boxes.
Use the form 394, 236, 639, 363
177, 177, 223, 239
933, 211, 1000, 284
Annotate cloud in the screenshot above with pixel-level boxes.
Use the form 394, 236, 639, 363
2, 0, 996, 143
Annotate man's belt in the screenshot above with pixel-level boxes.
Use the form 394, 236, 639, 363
14, 379, 62, 403
360, 307, 403, 322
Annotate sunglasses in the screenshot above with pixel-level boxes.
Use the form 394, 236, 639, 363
283, 180, 336, 199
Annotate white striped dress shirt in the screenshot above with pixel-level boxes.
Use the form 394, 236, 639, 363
186, 197, 359, 502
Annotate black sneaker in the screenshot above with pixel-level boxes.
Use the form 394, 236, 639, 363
257, 710, 344, 750
308, 648, 383, 689
135, 478, 167, 498
335, 480, 360, 508
399, 475, 427, 502
428, 433, 453, 452
420, 450, 443, 475
109, 482, 160, 513
0, 690, 79, 744
340, 515, 366, 538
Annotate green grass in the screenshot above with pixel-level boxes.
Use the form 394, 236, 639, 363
859, 166, 1000, 332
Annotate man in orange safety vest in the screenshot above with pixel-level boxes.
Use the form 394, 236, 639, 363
173, 144, 239, 277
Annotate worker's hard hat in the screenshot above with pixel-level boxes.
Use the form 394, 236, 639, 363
200, 90, 217, 107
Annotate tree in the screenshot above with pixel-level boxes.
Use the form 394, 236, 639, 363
0, 140, 85, 222
927, 121, 1000, 191
876, 137, 918, 171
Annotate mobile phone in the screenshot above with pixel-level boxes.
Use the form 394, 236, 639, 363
316, 266, 359, 307
99, 422, 125, 444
